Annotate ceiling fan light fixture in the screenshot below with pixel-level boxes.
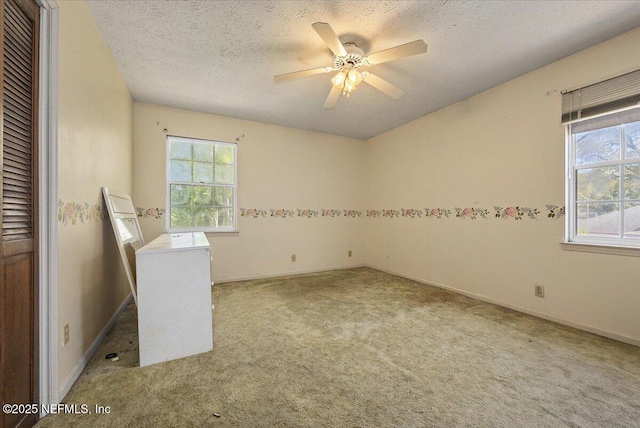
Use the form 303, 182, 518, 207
348, 69, 361, 84
332, 71, 347, 87
343, 70, 363, 96
333, 69, 363, 97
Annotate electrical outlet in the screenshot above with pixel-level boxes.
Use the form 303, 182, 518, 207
348, 250, 352, 257
535, 285, 545, 298
291, 254, 296, 262
63, 323, 70, 346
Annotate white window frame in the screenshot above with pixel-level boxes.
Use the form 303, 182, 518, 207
166, 135, 238, 233
566, 108, 640, 249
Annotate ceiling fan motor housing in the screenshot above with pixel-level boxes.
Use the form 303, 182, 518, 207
334, 43, 369, 70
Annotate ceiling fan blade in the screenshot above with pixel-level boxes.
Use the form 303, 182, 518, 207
362, 73, 403, 99
365, 40, 428, 65
324, 85, 342, 109
312, 22, 347, 57
274, 67, 331, 83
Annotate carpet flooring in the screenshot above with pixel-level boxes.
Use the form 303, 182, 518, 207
36, 267, 640, 427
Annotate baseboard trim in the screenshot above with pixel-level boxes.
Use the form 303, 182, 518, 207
366, 265, 640, 348
58, 293, 132, 400
215, 264, 366, 284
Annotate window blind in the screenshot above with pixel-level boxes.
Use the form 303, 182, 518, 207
561, 68, 640, 124
569, 107, 640, 134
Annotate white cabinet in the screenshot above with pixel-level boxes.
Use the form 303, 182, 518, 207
135, 232, 213, 367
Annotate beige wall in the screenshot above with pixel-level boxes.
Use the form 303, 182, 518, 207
133, 103, 366, 282
58, 0, 133, 387
365, 28, 640, 344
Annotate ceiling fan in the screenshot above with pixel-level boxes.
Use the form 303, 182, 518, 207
274, 22, 428, 109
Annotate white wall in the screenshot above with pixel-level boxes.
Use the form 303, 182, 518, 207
365, 27, 640, 344
133, 103, 366, 282
57, 0, 133, 388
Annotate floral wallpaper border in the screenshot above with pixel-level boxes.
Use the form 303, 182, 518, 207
367, 204, 565, 220
367, 205, 565, 220
58, 200, 107, 226
57, 200, 167, 226
58, 202, 565, 226
241, 205, 564, 220
136, 207, 166, 219
240, 208, 363, 218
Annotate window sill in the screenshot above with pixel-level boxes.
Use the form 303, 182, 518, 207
561, 242, 640, 257
167, 228, 238, 235
205, 231, 239, 237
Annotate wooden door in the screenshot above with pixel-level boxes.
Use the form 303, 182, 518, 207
0, 0, 40, 427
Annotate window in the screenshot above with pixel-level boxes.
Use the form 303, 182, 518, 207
563, 69, 640, 248
567, 109, 640, 247
167, 136, 237, 232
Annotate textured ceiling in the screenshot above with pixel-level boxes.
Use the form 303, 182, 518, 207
86, 0, 640, 139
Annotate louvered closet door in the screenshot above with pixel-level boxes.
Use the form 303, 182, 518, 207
0, 0, 39, 427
